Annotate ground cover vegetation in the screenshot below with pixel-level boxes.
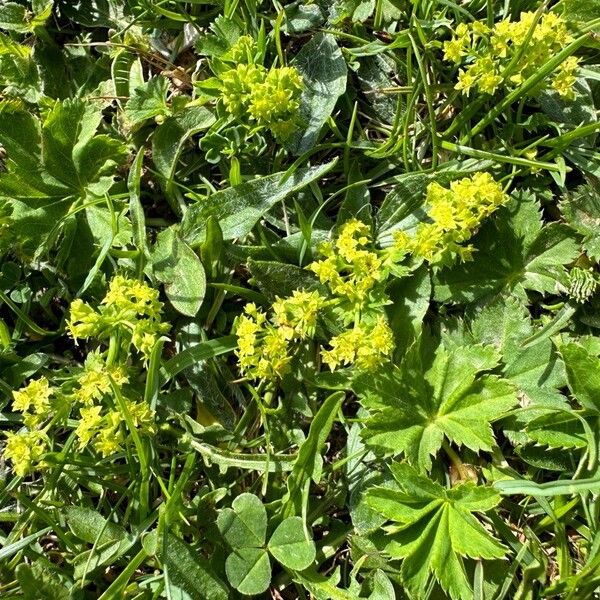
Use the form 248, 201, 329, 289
0, 0, 600, 598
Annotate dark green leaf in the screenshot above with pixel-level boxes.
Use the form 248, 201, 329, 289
152, 227, 206, 317
180, 160, 337, 245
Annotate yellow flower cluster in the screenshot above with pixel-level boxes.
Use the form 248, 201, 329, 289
67, 275, 170, 359
4, 430, 47, 477
321, 316, 394, 372
235, 291, 327, 380
233, 221, 398, 382
12, 377, 54, 428
220, 62, 303, 139
394, 173, 508, 266
309, 219, 386, 307
74, 398, 155, 457
307, 221, 396, 372
4, 378, 54, 476
445, 12, 579, 99
71, 351, 154, 455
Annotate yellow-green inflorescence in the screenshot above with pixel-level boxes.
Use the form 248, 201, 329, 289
233, 173, 507, 383
219, 37, 303, 140
67, 274, 170, 360
394, 172, 509, 266
4, 276, 165, 477
444, 12, 579, 100
235, 220, 396, 381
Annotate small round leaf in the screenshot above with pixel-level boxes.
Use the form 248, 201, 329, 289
267, 517, 316, 571
225, 547, 271, 596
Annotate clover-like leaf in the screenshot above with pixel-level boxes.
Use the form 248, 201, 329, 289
366, 463, 505, 600
268, 517, 316, 571
225, 547, 271, 596
217, 493, 267, 549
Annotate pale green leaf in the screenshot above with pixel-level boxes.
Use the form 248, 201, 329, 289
287, 33, 347, 155
225, 547, 271, 596
267, 517, 316, 571
181, 160, 337, 245
217, 493, 267, 549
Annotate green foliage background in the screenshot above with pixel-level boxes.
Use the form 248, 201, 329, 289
0, 0, 600, 599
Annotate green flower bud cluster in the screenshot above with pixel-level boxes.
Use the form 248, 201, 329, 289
444, 12, 579, 99
219, 37, 303, 140
568, 266, 599, 303
394, 173, 508, 266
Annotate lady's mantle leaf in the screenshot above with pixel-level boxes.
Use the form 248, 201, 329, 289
359, 340, 517, 471
366, 463, 505, 600
0, 99, 126, 257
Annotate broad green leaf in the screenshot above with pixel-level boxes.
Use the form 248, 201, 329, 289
64, 506, 127, 545
180, 160, 337, 245
16, 562, 70, 600
558, 341, 600, 413
360, 339, 517, 471
225, 547, 271, 596
125, 76, 170, 128
0, 99, 126, 258
151, 227, 206, 317
152, 105, 215, 207
367, 463, 505, 600
217, 493, 267, 549
157, 533, 229, 600
268, 517, 316, 571
287, 33, 347, 155
435, 192, 580, 303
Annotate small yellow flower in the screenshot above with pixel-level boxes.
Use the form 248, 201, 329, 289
4, 431, 47, 477
74, 405, 103, 448
67, 299, 101, 339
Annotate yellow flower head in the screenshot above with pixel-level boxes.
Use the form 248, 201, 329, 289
4, 431, 47, 477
